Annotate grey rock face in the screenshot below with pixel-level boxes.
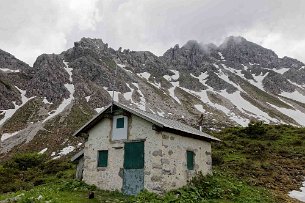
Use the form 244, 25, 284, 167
0, 49, 30, 71
25, 54, 71, 103
0, 50, 30, 110
1, 36, 305, 157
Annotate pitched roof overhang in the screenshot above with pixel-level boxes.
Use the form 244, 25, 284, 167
73, 102, 220, 142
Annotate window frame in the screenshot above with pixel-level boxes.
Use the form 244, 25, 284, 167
97, 150, 108, 168
186, 150, 195, 170
116, 117, 125, 129
112, 115, 128, 141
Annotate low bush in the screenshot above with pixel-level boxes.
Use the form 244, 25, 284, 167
59, 179, 96, 192
3, 153, 45, 171
0, 152, 75, 194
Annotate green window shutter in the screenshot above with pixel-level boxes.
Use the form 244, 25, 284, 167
187, 151, 194, 170
116, 117, 125, 128
98, 150, 108, 167
124, 141, 144, 169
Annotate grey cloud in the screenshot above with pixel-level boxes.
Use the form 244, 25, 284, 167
0, 0, 305, 65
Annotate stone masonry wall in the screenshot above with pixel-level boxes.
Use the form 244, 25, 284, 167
160, 131, 212, 191
82, 113, 212, 193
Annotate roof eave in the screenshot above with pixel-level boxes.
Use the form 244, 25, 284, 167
163, 126, 221, 142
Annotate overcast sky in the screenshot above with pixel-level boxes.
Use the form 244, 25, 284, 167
0, 0, 305, 65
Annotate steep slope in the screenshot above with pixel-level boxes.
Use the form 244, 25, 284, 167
1, 36, 305, 159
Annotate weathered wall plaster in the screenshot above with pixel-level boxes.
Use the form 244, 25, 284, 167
82, 112, 212, 193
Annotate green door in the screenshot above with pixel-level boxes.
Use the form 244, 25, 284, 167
123, 141, 144, 195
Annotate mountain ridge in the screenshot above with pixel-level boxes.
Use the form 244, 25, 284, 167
1, 36, 305, 159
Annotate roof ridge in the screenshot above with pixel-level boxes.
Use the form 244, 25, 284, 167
73, 102, 220, 142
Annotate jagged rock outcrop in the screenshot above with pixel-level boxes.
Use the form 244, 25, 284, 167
1, 36, 305, 159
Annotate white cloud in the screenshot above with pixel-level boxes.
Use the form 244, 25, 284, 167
0, 0, 101, 65
1, 0, 305, 64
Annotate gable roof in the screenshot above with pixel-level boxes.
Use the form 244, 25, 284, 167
73, 102, 220, 142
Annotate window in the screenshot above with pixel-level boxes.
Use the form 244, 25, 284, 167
187, 151, 195, 170
98, 150, 108, 167
112, 116, 128, 140
116, 117, 125, 128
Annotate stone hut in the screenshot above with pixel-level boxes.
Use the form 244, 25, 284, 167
71, 102, 219, 195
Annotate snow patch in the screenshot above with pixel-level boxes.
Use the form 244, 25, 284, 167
219, 90, 278, 123
63, 61, 73, 82
194, 104, 206, 113
190, 69, 276, 125
164, 70, 181, 104
123, 83, 134, 102
52, 146, 75, 159
289, 181, 305, 202
95, 107, 105, 113
191, 71, 209, 86
137, 72, 161, 88
38, 148, 48, 154
218, 52, 225, 60
1, 131, 20, 141
43, 97, 52, 104
42, 61, 75, 123
181, 87, 249, 126
216, 66, 242, 91
268, 102, 305, 125
132, 83, 146, 111
0, 68, 20, 73
250, 72, 268, 91
85, 95, 91, 102
137, 72, 150, 80
169, 82, 181, 104
103, 87, 119, 102
288, 80, 304, 89
117, 64, 126, 68
170, 70, 179, 80
117, 63, 133, 73
0, 86, 34, 126
43, 84, 75, 123
280, 90, 305, 103
273, 68, 290, 74
163, 70, 180, 81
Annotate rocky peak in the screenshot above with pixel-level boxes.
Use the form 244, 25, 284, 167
280, 56, 304, 69
219, 36, 278, 68
220, 36, 247, 47
0, 49, 30, 71
25, 54, 71, 103
74, 37, 106, 50
182, 40, 201, 50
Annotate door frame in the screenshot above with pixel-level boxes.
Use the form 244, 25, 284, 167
122, 140, 145, 195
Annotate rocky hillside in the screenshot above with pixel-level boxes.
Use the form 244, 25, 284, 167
1, 36, 305, 159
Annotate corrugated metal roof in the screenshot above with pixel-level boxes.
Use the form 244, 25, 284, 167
73, 102, 220, 142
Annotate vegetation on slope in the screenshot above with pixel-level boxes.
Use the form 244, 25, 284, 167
0, 123, 304, 202
211, 122, 305, 202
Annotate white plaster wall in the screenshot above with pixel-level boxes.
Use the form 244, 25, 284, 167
160, 131, 212, 191
82, 114, 164, 193
129, 115, 163, 193
82, 113, 212, 193
112, 115, 128, 140
83, 117, 125, 191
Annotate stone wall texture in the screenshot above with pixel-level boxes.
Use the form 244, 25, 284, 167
82, 113, 212, 193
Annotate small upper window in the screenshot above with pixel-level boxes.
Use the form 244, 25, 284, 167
116, 117, 125, 128
187, 151, 195, 170
112, 116, 128, 140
